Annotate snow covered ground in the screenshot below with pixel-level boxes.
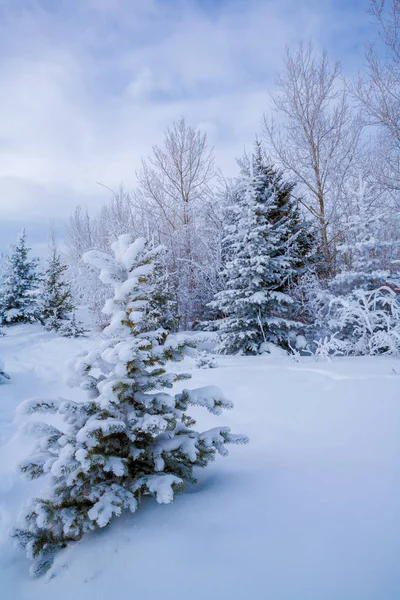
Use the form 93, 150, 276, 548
1, 325, 400, 600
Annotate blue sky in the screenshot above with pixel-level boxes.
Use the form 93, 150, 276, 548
0, 0, 376, 255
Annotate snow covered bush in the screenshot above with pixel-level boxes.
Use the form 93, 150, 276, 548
309, 178, 400, 357
313, 334, 350, 361
57, 312, 86, 338
0, 356, 10, 383
13, 234, 247, 576
210, 143, 315, 354
67, 260, 112, 330
327, 286, 400, 356
0, 230, 41, 325
195, 350, 219, 369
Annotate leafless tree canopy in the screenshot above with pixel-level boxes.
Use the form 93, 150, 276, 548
353, 0, 400, 191
133, 117, 218, 328
134, 117, 216, 236
62, 10, 400, 330
264, 42, 363, 265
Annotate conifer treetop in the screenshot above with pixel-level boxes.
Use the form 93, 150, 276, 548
211, 144, 315, 354
39, 241, 77, 333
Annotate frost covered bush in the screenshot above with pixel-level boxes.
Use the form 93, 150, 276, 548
0, 357, 10, 382
13, 235, 247, 576
308, 287, 400, 359
306, 178, 400, 357
68, 261, 112, 330
313, 334, 350, 361
57, 312, 86, 338
327, 286, 400, 356
195, 350, 219, 369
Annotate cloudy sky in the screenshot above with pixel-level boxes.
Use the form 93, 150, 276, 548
0, 0, 375, 254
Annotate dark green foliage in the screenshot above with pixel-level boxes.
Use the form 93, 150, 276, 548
210, 142, 317, 354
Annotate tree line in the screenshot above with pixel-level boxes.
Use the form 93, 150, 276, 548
1, 0, 400, 356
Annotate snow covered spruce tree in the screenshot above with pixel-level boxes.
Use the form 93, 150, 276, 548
0, 231, 41, 325
13, 234, 247, 576
39, 242, 84, 337
210, 143, 314, 354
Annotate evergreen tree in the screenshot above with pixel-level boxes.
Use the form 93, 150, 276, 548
0, 231, 40, 325
13, 234, 247, 576
210, 143, 314, 354
57, 311, 86, 338
39, 243, 76, 333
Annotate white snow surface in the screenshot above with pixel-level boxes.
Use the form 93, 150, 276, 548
1, 325, 400, 599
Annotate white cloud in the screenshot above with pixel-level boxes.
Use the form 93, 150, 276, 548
0, 0, 374, 233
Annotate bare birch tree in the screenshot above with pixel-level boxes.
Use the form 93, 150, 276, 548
65, 206, 96, 262
133, 117, 217, 328
264, 42, 362, 272
95, 185, 137, 248
352, 0, 400, 193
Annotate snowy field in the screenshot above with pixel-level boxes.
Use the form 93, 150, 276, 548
1, 325, 400, 600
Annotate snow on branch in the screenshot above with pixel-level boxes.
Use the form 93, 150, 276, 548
176, 385, 234, 415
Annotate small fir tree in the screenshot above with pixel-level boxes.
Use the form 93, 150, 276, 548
0, 231, 41, 325
13, 235, 247, 576
210, 143, 314, 354
57, 311, 85, 338
39, 243, 76, 333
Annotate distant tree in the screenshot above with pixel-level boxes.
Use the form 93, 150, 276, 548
134, 117, 218, 328
0, 231, 41, 325
352, 0, 400, 192
146, 251, 180, 332
65, 206, 111, 329
330, 176, 395, 294
308, 177, 400, 356
39, 240, 76, 333
210, 143, 315, 354
57, 311, 85, 338
264, 42, 362, 271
